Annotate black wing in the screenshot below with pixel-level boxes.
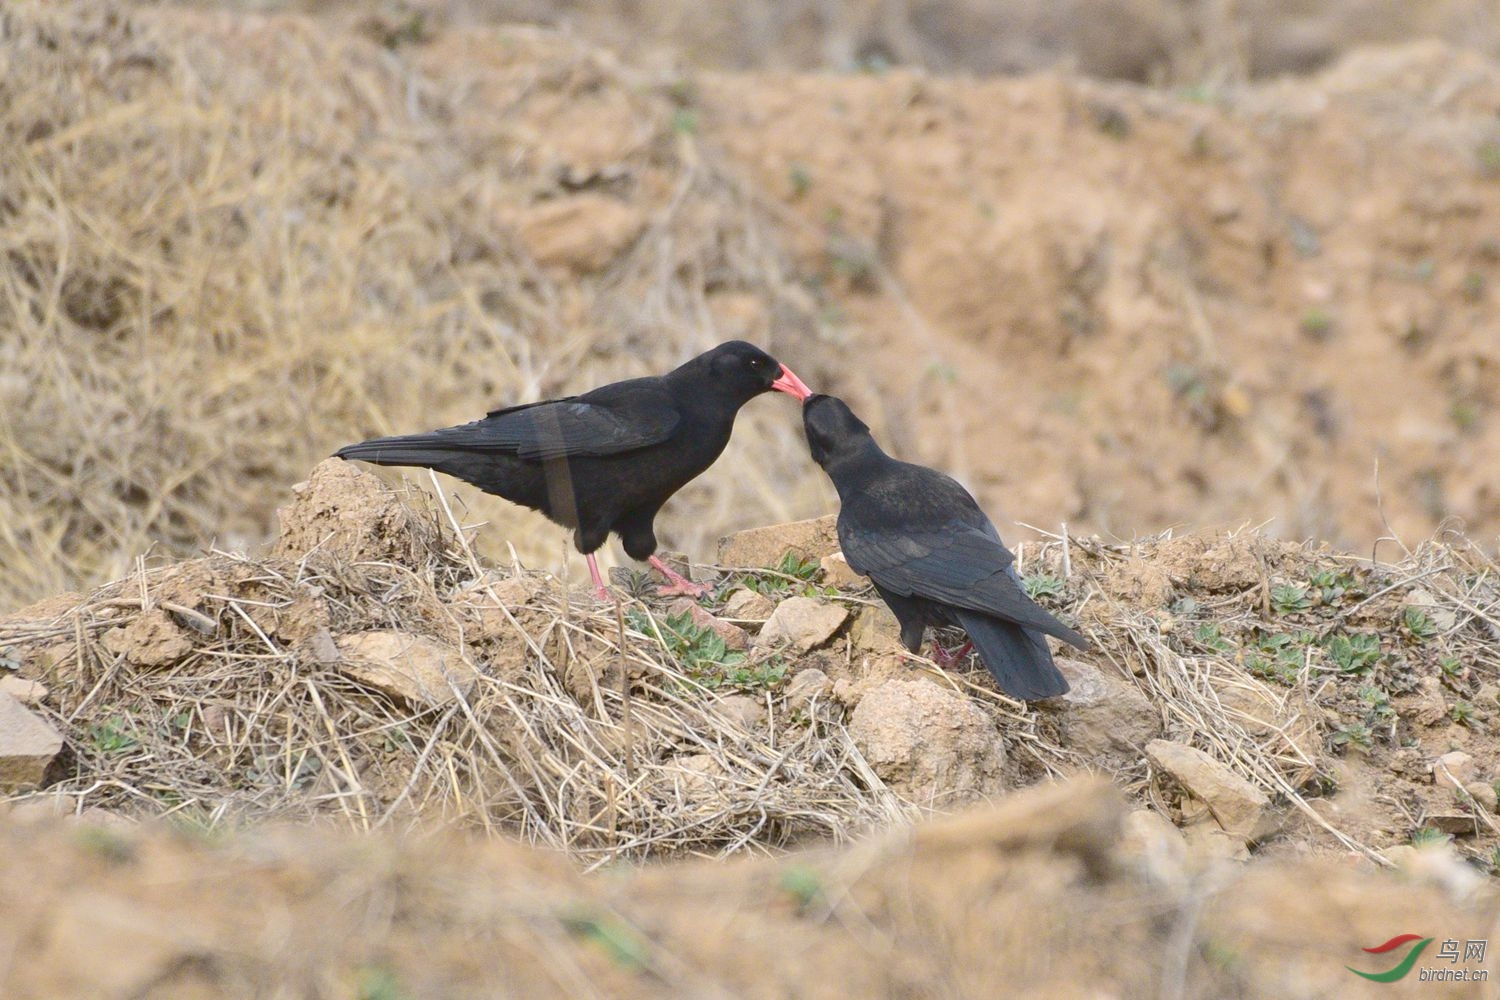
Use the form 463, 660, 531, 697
341, 377, 680, 464
839, 491, 1087, 650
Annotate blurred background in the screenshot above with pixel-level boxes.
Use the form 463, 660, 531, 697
4, 0, 1499, 612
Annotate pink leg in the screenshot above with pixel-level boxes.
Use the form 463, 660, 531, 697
649, 555, 710, 597
930, 640, 974, 668
585, 553, 612, 602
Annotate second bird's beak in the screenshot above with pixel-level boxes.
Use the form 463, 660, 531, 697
770, 365, 813, 402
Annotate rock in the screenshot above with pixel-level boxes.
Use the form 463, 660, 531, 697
1426, 813, 1479, 836
1464, 781, 1497, 812
721, 588, 776, 622
333, 631, 481, 708
7, 792, 78, 824
1414, 676, 1450, 727
713, 693, 767, 730
670, 753, 728, 800
717, 515, 840, 568
1146, 739, 1275, 843
274, 458, 446, 570
1432, 750, 1475, 790
1050, 658, 1159, 761
666, 599, 749, 651
0, 676, 48, 706
0, 692, 64, 792
848, 604, 903, 652
101, 610, 193, 668
755, 597, 848, 653
848, 679, 1005, 805
1182, 822, 1252, 862
1210, 671, 1321, 784
1382, 844, 1419, 868
819, 552, 866, 589
785, 668, 832, 711
1119, 808, 1189, 884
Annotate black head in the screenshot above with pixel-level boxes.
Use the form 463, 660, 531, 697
683, 341, 812, 404
802, 393, 875, 469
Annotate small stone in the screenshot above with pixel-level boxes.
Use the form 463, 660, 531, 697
819, 552, 866, 590
848, 604, 903, 652
713, 693, 767, 730
0, 692, 64, 792
717, 515, 840, 568
1146, 739, 1276, 843
0, 676, 48, 707
307, 627, 341, 665
1049, 658, 1159, 761
755, 597, 848, 653
1415, 676, 1450, 727
785, 668, 832, 711
1432, 750, 1475, 790
1183, 823, 1252, 862
666, 599, 749, 651
1426, 813, 1479, 836
101, 609, 193, 668
849, 679, 1005, 805
7, 792, 78, 824
1120, 808, 1189, 884
1382, 844, 1419, 868
1464, 781, 1497, 812
721, 588, 775, 622
334, 631, 481, 708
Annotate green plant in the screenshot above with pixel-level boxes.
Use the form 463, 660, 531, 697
1322, 631, 1382, 675
1330, 722, 1374, 752
1271, 583, 1312, 615
355, 966, 408, 1000
1357, 684, 1397, 729
1403, 606, 1440, 641
779, 864, 823, 912
740, 551, 826, 597
1023, 574, 1067, 600
89, 715, 139, 754
1411, 826, 1450, 848
561, 910, 650, 970
1247, 631, 1313, 685
1299, 308, 1334, 339
788, 163, 812, 198
1451, 700, 1477, 727
671, 107, 699, 135
1192, 622, 1234, 654
1308, 569, 1355, 604
1439, 655, 1464, 679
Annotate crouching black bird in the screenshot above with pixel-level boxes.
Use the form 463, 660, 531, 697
802, 394, 1087, 700
337, 341, 813, 600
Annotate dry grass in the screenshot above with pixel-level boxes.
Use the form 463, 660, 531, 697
0, 0, 832, 615
5, 459, 1500, 872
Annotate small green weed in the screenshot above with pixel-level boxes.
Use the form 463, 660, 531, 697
788, 163, 812, 198
1451, 700, 1478, 727
1246, 631, 1312, 685
740, 552, 828, 597
1308, 568, 1355, 604
1022, 574, 1067, 600
1402, 606, 1440, 642
355, 966, 408, 1000
1270, 583, 1312, 615
89, 715, 139, 754
1330, 722, 1373, 752
561, 910, 650, 971
779, 864, 824, 912
1411, 826, 1450, 848
1322, 631, 1382, 676
1192, 622, 1234, 654
1439, 655, 1464, 679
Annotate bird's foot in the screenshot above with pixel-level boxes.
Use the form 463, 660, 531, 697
648, 556, 710, 599
592, 584, 616, 603
929, 640, 974, 668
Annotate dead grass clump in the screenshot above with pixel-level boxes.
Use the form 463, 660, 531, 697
0, 0, 832, 615
0, 463, 903, 862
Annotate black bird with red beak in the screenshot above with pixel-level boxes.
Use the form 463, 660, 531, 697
337, 341, 812, 600
801, 393, 1086, 700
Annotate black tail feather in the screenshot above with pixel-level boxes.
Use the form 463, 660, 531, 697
953, 609, 1069, 700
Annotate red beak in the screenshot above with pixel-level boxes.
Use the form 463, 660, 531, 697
770, 364, 813, 402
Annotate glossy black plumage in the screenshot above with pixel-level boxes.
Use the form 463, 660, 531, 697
336, 341, 812, 596
802, 394, 1086, 700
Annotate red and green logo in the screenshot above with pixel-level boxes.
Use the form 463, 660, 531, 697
1347, 934, 1434, 983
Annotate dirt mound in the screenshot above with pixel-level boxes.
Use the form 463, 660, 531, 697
2, 778, 1497, 998
4, 460, 1500, 879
